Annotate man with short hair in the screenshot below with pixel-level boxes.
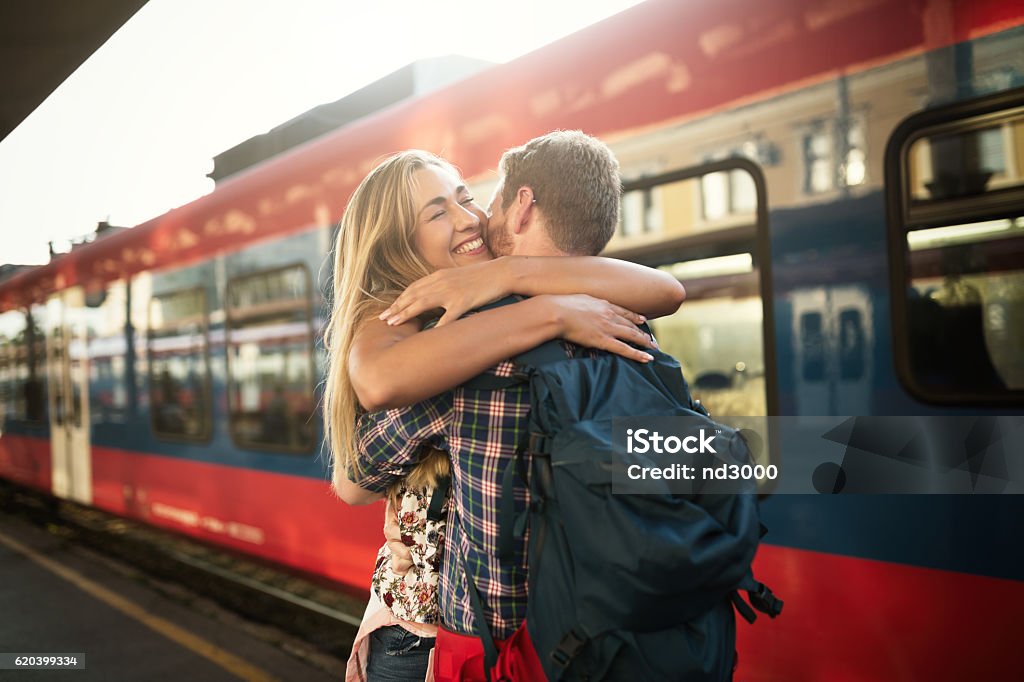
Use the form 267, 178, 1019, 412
486, 129, 621, 258
352, 130, 677, 681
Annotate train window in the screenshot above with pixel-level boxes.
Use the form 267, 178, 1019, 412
605, 159, 776, 423
48, 326, 65, 426
612, 163, 762, 254
888, 93, 1024, 403
0, 315, 10, 419
67, 317, 86, 430
908, 125, 1016, 202
0, 343, 7, 425
0, 311, 15, 421
655, 254, 768, 416
88, 281, 130, 425
148, 288, 211, 440
0, 310, 47, 424
225, 265, 315, 453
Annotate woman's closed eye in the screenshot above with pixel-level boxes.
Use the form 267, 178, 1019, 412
430, 197, 475, 221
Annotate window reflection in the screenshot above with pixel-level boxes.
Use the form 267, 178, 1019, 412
148, 289, 210, 439
226, 265, 315, 451
700, 157, 757, 221
0, 340, 8, 428
899, 105, 1024, 398
613, 165, 768, 418
0, 311, 47, 424
838, 309, 866, 381
800, 117, 867, 194
651, 256, 766, 416
87, 281, 130, 424
800, 312, 826, 383
909, 117, 1021, 202
906, 219, 1024, 393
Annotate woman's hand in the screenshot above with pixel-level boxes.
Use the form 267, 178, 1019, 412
379, 259, 514, 327
545, 294, 656, 363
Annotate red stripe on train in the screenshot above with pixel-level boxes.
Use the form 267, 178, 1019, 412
89, 445, 384, 587
0, 435, 383, 589
738, 543, 1024, 681
0, 433, 51, 491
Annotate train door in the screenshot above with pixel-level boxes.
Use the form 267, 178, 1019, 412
45, 287, 92, 504
832, 287, 873, 414
791, 285, 873, 415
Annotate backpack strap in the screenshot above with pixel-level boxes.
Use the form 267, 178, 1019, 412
459, 294, 658, 392
457, 295, 575, 391
455, 527, 506, 682
731, 591, 759, 625
427, 475, 450, 523
747, 581, 784, 618
461, 338, 569, 391
514, 340, 573, 369
497, 449, 531, 562
732, 572, 784, 623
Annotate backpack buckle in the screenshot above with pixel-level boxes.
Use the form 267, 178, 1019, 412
749, 582, 784, 618
528, 432, 550, 455
550, 629, 587, 670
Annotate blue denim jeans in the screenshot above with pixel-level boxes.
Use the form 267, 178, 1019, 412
365, 625, 436, 681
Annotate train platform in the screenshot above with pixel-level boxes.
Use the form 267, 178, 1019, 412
0, 512, 344, 681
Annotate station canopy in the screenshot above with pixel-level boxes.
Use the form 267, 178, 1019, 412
0, 0, 148, 142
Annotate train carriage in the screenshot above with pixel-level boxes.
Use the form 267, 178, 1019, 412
2, 0, 1023, 678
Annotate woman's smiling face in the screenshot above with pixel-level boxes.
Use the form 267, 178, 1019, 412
411, 164, 491, 270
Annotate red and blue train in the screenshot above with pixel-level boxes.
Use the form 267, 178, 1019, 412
2, 0, 1023, 678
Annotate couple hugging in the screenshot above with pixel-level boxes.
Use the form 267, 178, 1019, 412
326, 131, 687, 681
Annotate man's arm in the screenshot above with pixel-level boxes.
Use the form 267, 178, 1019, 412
336, 392, 453, 502
334, 478, 384, 506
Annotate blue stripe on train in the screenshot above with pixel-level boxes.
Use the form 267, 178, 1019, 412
761, 494, 1024, 582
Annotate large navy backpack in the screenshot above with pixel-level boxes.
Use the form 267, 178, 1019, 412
461, 309, 781, 681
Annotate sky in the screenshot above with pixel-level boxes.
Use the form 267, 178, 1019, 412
0, 0, 646, 266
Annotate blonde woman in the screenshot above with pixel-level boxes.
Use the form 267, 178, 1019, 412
327, 149, 683, 681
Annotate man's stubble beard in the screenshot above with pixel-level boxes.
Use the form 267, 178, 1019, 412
485, 218, 514, 258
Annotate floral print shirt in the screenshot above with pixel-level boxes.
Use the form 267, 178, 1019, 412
371, 483, 447, 624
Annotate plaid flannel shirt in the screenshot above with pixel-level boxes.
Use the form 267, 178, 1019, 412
354, 349, 578, 639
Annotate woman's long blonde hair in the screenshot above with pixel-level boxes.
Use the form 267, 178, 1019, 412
323, 151, 453, 496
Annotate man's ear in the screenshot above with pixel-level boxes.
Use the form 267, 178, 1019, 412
509, 186, 535, 235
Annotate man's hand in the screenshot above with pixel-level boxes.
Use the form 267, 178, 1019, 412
384, 500, 414, 576
379, 259, 512, 327
546, 294, 656, 363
